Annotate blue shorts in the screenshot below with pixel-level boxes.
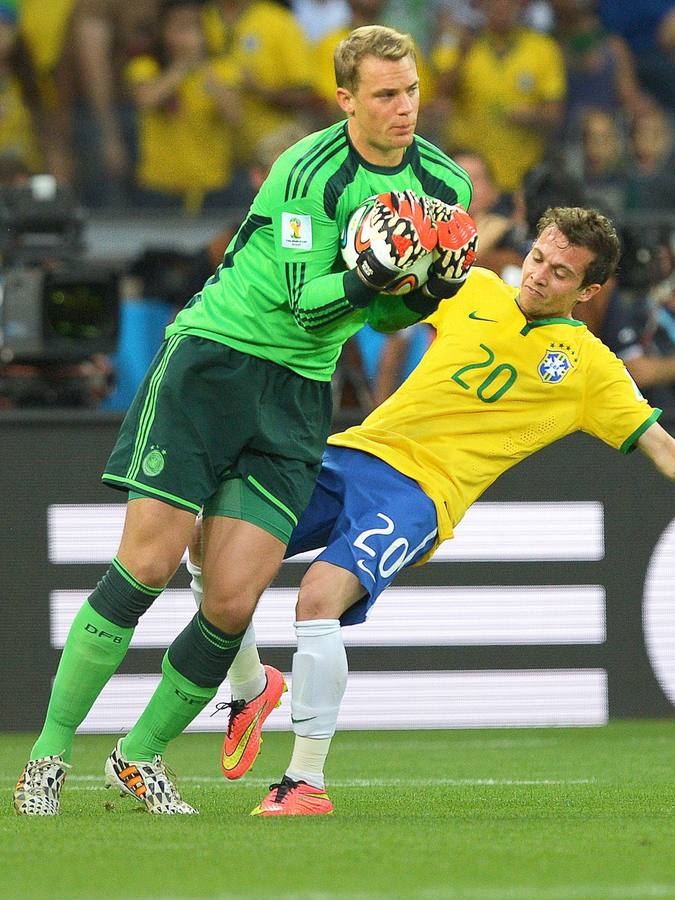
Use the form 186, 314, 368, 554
285, 446, 438, 625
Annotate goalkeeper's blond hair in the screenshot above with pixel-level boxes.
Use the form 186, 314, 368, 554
334, 26, 416, 93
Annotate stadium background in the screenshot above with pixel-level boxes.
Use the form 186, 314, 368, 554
2, 411, 673, 734
0, 0, 672, 736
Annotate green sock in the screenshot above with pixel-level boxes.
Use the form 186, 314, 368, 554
121, 654, 217, 761
31, 602, 133, 763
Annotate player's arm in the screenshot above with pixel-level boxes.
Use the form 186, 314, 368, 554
266, 183, 362, 333
625, 354, 675, 389
366, 289, 444, 333
279, 236, 375, 335
636, 421, 675, 481
581, 342, 673, 477
274, 191, 436, 333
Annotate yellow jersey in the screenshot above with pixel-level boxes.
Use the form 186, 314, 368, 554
433, 28, 566, 191
20, 0, 77, 75
329, 267, 660, 556
0, 75, 42, 171
228, 1, 314, 163
19, 0, 78, 110
125, 55, 239, 207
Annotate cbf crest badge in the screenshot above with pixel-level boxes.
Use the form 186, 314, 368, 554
538, 342, 578, 384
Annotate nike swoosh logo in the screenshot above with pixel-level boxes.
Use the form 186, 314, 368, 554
356, 559, 376, 582
291, 716, 316, 724
469, 311, 497, 322
221, 704, 265, 771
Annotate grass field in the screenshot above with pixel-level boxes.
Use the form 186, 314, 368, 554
1, 722, 674, 899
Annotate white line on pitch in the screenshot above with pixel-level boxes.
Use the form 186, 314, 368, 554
57, 775, 595, 787
257, 887, 675, 900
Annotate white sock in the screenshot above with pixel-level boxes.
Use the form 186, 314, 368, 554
227, 622, 266, 701
287, 618, 347, 787
186, 558, 203, 608
188, 560, 265, 701
286, 737, 332, 790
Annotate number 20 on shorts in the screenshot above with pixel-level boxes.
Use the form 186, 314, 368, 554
353, 513, 437, 582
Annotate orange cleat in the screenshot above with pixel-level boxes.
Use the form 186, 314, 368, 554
250, 776, 334, 816
220, 665, 287, 780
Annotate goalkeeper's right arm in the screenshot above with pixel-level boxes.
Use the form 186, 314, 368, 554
366, 289, 440, 333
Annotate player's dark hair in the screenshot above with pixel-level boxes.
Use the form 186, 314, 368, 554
334, 25, 416, 93
536, 207, 621, 287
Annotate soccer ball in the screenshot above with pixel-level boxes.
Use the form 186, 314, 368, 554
340, 196, 437, 295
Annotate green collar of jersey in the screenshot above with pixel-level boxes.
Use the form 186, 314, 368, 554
520, 317, 585, 335
515, 297, 585, 335
343, 121, 414, 174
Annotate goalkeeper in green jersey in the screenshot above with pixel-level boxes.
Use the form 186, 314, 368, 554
15, 25, 476, 816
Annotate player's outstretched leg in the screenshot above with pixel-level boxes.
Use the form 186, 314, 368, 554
13, 756, 71, 816
251, 619, 346, 816
104, 739, 197, 815
220, 664, 287, 779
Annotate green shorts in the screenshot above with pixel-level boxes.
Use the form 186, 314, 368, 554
201, 477, 293, 543
103, 335, 332, 536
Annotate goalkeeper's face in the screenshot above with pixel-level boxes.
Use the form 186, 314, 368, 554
338, 53, 420, 166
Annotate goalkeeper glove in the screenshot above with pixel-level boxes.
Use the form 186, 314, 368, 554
354, 190, 438, 291
422, 204, 478, 300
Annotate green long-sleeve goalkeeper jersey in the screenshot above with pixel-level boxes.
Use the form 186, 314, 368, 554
166, 120, 473, 381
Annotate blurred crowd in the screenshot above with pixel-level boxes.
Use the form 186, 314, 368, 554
0, 0, 673, 418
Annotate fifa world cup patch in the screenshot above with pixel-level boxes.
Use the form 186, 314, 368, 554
538, 342, 578, 384
281, 212, 313, 249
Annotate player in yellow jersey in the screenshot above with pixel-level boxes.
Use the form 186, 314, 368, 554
431, 0, 566, 193
188, 206, 675, 816
220, 0, 319, 165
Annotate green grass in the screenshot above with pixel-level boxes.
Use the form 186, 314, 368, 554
1, 723, 674, 899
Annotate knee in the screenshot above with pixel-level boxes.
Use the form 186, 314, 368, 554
124, 556, 180, 589
296, 580, 337, 621
202, 584, 257, 634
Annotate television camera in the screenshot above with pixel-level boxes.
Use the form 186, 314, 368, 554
0, 177, 120, 406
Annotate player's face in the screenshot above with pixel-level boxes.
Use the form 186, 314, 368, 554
338, 54, 419, 166
518, 225, 601, 320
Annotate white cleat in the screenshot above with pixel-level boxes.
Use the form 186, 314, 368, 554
14, 755, 70, 816
104, 739, 198, 815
